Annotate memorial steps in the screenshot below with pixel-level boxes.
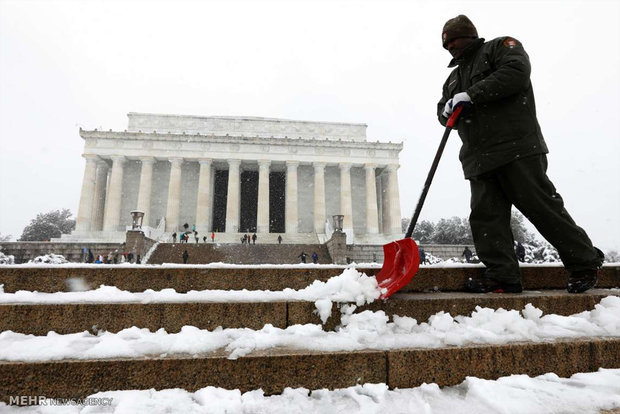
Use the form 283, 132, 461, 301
147, 243, 332, 265
0, 265, 619, 403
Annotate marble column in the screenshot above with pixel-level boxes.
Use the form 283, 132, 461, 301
90, 160, 109, 232
313, 162, 326, 234
102, 155, 126, 231
136, 157, 155, 227
257, 160, 271, 233
365, 164, 379, 234
285, 161, 299, 234
195, 159, 213, 233
165, 158, 183, 232
225, 159, 241, 233
386, 164, 403, 234
339, 163, 353, 232
75, 155, 99, 232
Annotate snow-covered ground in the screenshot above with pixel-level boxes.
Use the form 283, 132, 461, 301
1, 369, 619, 413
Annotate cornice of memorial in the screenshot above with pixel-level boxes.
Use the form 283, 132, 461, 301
79, 128, 403, 151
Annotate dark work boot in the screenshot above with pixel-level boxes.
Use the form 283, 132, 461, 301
567, 248, 604, 293
464, 277, 523, 293
567, 269, 600, 293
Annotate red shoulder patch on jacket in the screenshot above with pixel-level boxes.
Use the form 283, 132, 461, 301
503, 37, 519, 48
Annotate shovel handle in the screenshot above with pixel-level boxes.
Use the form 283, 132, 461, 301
446, 105, 463, 128
405, 105, 463, 239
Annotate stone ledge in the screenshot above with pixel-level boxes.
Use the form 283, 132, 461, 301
0, 302, 287, 335
0, 349, 386, 402
1, 338, 617, 403
288, 289, 619, 329
0, 266, 618, 293
1, 289, 617, 335
388, 337, 620, 388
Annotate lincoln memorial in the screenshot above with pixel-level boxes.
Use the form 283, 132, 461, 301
66, 113, 404, 244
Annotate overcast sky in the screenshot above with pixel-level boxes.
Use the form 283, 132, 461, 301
1, 0, 619, 252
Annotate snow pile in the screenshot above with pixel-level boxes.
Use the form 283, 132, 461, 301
443, 254, 479, 264
29, 254, 68, 264
0, 251, 14, 265
7, 369, 616, 414
422, 251, 444, 264
0, 296, 618, 362
0, 268, 381, 309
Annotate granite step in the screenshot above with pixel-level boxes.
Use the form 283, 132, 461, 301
1, 289, 617, 335
1, 337, 618, 402
1, 265, 619, 294
146, 243, 332, 265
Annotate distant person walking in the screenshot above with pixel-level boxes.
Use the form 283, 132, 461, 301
194, 231, 199, 243
462, 247, 473, 263
211, 231, 215, 243
172, 232, 177, 243
182, 250, 189, 264
419, 247, 426, 265
298, 251, 308, 264
312, 252, 319, 264
252, 233, 257, 244
277, 235, 282, 244
203, 236, 207, 243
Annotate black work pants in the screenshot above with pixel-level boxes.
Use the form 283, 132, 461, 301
469, 154, 601, 283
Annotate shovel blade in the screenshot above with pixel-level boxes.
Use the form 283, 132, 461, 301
376, 238, 420, 299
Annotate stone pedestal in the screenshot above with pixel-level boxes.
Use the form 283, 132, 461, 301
125, 230, 157, 263
326, 231, 348, 265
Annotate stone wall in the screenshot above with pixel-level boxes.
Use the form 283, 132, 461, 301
327, 241, 476, 265
0, 242, 124, 264
1, 239, 475, 265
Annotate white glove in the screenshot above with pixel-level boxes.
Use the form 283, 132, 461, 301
442, 100, 452, 118
442, 92, 472, 117
452, 91, 472, 108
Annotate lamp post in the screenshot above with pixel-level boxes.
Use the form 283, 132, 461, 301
332, 215, 344, 233
130, 210, 145, 231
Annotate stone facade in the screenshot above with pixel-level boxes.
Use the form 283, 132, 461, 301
63, 113, 405, 244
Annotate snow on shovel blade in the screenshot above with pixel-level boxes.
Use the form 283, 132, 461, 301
376, 238, 420, 299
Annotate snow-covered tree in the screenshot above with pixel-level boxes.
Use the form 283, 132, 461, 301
606, 250, 619, 262
19, 209, 75, 241
510, 209, 537, 244
0, 233, 12, 242
411, 220, 435, 243
432, 216, 473, 245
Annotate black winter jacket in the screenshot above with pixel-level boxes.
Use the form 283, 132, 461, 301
438, 37, 548, 178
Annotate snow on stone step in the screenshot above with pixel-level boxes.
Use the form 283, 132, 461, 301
1, 289, 618, 335
1, 338, 619, 402
1, 264, 618, 294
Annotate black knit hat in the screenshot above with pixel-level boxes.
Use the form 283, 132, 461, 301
442, 15, 478, 49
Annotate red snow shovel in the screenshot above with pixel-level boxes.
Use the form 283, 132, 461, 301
376, 106, 463, 299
